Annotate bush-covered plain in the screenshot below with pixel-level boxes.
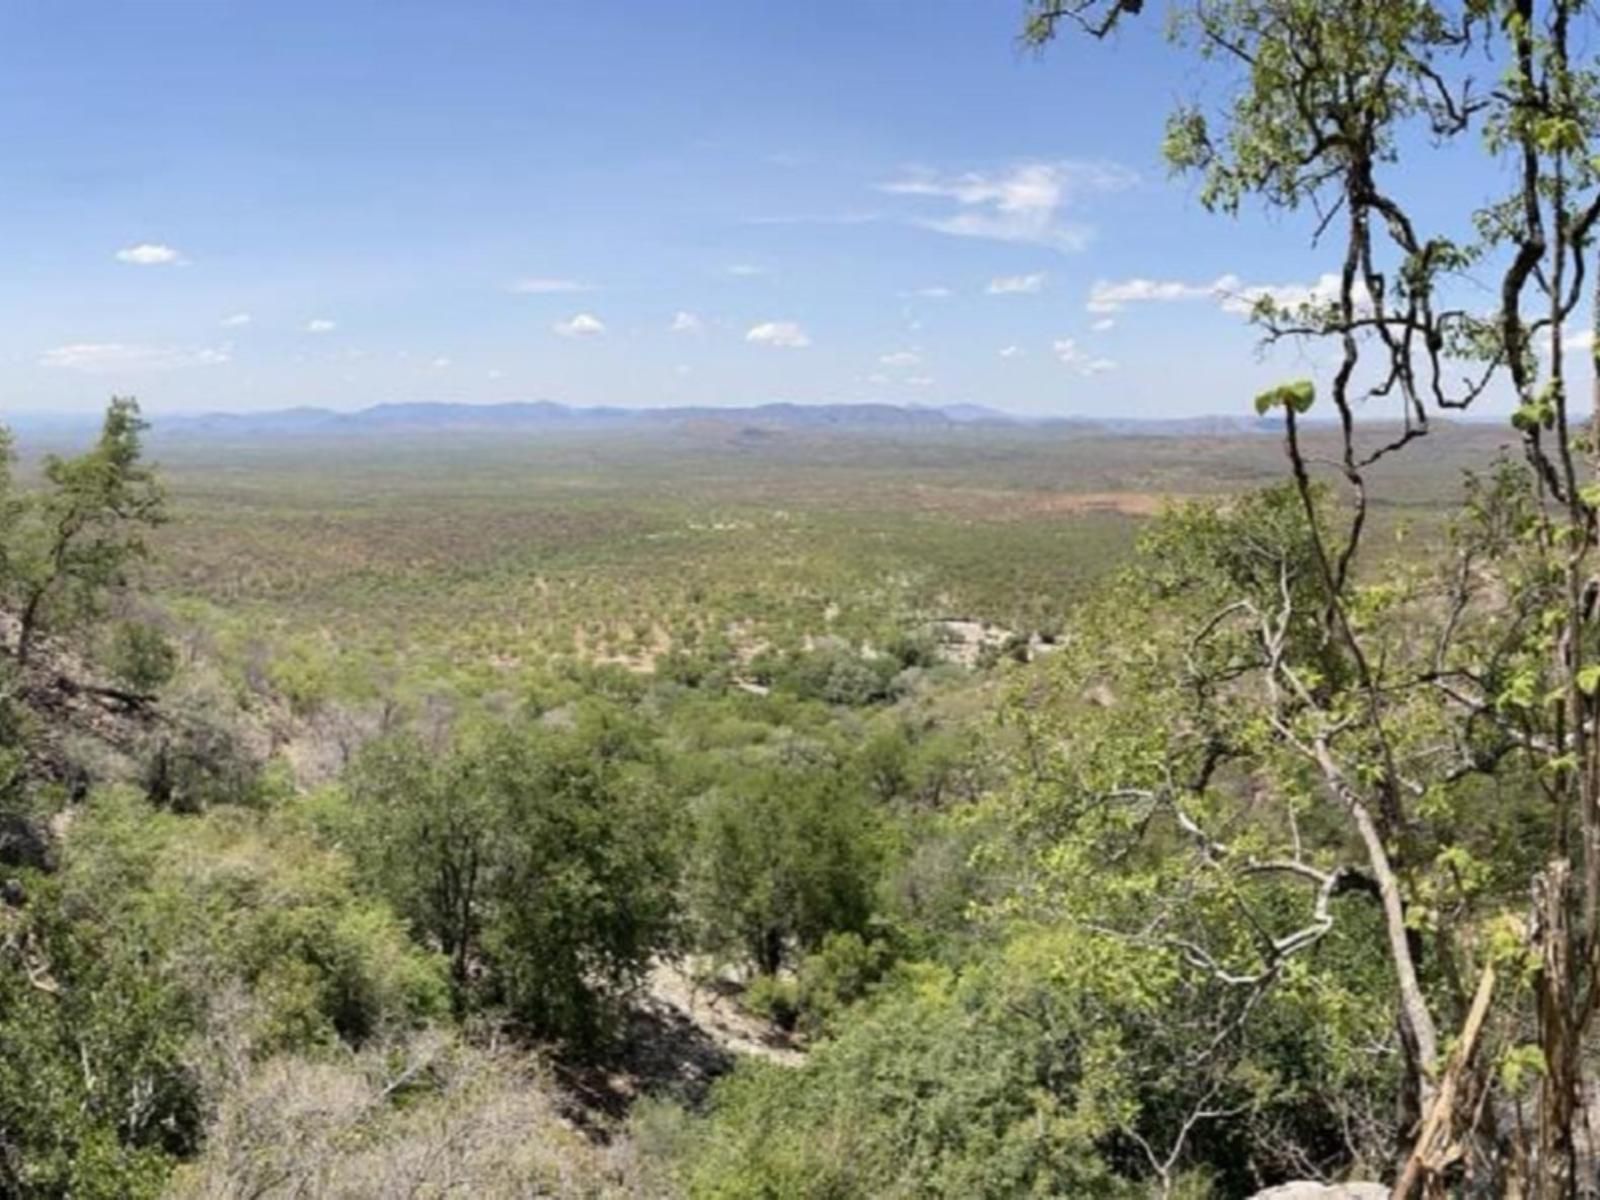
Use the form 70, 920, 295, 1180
0, 411, 1528, 1196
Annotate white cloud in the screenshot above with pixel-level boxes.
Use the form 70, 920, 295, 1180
487, 368, 505, 380
510, 277, 593, 294
1215, 273, 1331, 316
671, 310, 705, 334
746, 321, 810, 348
1537, 328, 1595, 358
431, 356, 451, 369
866, 372, 892, 386
1087, 272, 1369, 318
904, 375, 936, 387
220, 312, 252, 328
1087, 276, 1223, 313
878, 160, 1134, 252
554, 313, 606, 338
999, 345, 1023, 358
305, 318, 337, 334
1091, 317, 1116, 332
727, 263, 765, 277
115, 242, 184, 266
1053, 337, 1116, 376
905, 286, 953, 299
879, 350, 921, 367
987, 272, 1046, 295
40, 342, 229, 372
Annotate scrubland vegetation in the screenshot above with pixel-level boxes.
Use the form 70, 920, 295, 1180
0, 396, 1528, 1198
21, 0, 1600, 1197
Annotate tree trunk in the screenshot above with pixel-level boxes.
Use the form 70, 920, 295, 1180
14, 589, 44, 666
1391, 961, 1497, 1199
1534, 862, 1581, 1199
758, 927, 783, 977
1316, 739, 1440, 1105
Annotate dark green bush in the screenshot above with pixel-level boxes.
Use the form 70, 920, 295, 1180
106, 621, 178, 693
343, 704, 683, 1051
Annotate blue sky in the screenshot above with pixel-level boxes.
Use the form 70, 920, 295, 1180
0, 1, 1536, 417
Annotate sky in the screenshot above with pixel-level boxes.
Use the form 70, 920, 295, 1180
0, 0, 1551, 418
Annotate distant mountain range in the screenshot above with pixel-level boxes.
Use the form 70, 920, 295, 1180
6, 400, 1301, 442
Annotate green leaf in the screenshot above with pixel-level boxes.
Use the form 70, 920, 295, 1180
1253, 379, 1315, 416
1577, 664, 1600, 696
1511, 401, 1554, 433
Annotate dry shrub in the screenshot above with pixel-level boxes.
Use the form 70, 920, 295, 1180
168, 1030, 649, 1198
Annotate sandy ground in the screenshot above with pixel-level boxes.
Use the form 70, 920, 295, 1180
644, 960, 804, 1067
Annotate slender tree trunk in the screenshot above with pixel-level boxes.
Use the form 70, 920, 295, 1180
451, 851, 477, 988
1536, 863, 1581, 1198
14, 587, 45, 666
759, 927, 783, 977
1316, 739, 1439, 1104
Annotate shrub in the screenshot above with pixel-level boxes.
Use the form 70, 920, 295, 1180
142, 718, 263, 813
680, 963, 1135, 1199
743, 973, 800, 1030
0, 876, 202, 1198
167, 1033, 629, 1199
344, 704, 683, 1051
793, 931, 891, 1033
105, 621, 178, 693
688, 765, 884, 977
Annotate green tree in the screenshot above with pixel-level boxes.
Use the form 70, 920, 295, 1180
0, 782, 448, 1197
345, 705, 682, 1050
105, 621, 177, 694
689, 764, 883, 977
479, 709, 681, 1048
346, 734, 493, 989
7, 399, 165, 665
1022, 2, 1600, 1190
0, 882, 202, 1199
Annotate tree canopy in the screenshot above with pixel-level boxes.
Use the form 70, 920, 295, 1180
1017, 1, 1600, 1192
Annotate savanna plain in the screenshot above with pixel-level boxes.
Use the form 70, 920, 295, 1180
0, 412, 1515, 1198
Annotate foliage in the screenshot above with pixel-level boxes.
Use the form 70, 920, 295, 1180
0, 658, 50, 871
0, 871, 202, 1199
1024, 0, 1600, 1188
684, 911, 1403, 1197
790, 930, 894, 1033
0, 780, 450, 1196
342, 703, 683, 1050
680, 955, 1135, 1199
992, 484, 1550, 1179
104, 620, 178, 693
4, 399, 166, 663
142, 712, 268, 814
0, 374, 1549, 1195
687, 762, 885, 977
